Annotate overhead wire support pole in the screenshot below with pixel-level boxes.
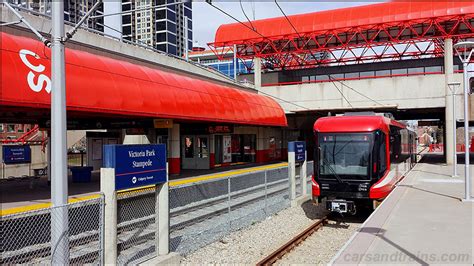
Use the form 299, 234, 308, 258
2, 1, 51, 47
453, 41, 474, 202
64, 0, 103, 41
50, 0, 69, 264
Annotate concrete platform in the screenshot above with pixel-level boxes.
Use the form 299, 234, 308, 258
332, 154, 473, 265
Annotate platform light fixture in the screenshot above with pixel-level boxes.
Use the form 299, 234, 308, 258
453, 41, 474, 202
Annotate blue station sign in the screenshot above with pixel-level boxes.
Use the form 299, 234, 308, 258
288, 141, 306, 162
2, 145, 31, 164
104, 144, 167, 191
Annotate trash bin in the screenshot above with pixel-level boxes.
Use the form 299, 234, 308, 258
71, 166, 93, 183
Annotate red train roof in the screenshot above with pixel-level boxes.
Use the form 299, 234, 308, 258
214, 1, 473, 45
314, 115, 406, 134
0, 33, 287, 127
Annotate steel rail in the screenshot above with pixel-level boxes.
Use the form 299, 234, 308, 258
256, 215, 328, 266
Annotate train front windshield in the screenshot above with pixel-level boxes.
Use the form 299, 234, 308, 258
318, 133, 373, 180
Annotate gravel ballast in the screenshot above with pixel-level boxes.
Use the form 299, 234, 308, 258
182, 201, 363, 264
277, 220, 361, 264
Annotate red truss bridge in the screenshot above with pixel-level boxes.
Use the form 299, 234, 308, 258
209, 1, 474, 70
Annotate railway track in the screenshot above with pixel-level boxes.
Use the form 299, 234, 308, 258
256, 215, 329, 265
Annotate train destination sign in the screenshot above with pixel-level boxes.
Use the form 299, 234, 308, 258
2, 145, 31, 164
104, 144, 167, 191
288, 141, 306, 162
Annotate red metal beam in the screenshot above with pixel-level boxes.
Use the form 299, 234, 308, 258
209, 14, 474, 70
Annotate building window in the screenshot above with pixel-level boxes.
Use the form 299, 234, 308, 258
17, 124, 24, 133
0, 124, 4, 133
7, 124, 15, 133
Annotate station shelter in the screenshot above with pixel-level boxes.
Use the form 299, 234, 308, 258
0, 32, 288, 176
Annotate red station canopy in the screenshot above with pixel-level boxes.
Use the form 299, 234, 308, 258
214, 1, 473, 45
0, 33, 287, 127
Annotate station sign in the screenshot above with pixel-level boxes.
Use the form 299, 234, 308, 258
104, 144, 167, 191
207, 125, 233, 134
288, 141, 306, 162
2, 145, 31, 164
154, 119, 173, 129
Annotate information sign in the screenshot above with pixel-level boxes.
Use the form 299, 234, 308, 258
2, 145, 31, 164
104, 144, 167, 191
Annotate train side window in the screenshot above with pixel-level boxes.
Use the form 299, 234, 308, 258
379, 132, 387, 176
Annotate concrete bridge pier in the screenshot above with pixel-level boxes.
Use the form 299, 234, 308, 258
445, 38, 454, 165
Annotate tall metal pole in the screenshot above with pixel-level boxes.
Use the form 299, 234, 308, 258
51, 1, 69, 263
462, 62, 471, 201
453, 89, 458, 177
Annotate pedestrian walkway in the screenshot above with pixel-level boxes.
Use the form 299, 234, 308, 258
0, 161, 288, 216
332, 154, 473, 265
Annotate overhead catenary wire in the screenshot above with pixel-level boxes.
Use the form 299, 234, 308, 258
209, 1, 386, 114
274, 0, 320, 63
329, 79, 353, 107
239, 0, 256, 31
274, 3, 385, 108
328, 75, 386, 107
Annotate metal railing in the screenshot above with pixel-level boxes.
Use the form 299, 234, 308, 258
263, 69, 464, 87
0, 195, 105, 264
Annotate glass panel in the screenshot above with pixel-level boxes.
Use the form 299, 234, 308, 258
375, 70, 391, 76
198, 137, 208, 158
319, 134, 372, 179
184, 137, 194, 158
359, 71, 375, 78
407, 67, 424, 74
391, 68, 407, 75
425, 66, 442, 73
231, 135, 242, 162
7, 124, 15, 132
242, 135, 256, 162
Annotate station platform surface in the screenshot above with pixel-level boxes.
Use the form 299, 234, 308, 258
0, 161, 287, 216
332, 154, 473, 265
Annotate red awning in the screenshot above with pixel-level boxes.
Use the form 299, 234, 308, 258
0, 33, 287, 127
214, 1, 474, 45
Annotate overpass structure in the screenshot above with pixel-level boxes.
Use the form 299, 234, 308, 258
210, 1, 474, 164
0, 5, 287, 175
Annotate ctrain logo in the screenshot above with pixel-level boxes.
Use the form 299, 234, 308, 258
19, 49, 51, 94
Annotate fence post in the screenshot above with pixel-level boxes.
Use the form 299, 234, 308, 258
227, 176, 231, 230
300, 151, 307, 196
100, 168, 117, 265
288, 149, 296, 201
157, 181, 169, 255
264, 170, 268, 214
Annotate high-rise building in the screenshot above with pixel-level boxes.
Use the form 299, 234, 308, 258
10, 0, 104, 31
10, 0, 192, 57
121, 0, 192, 56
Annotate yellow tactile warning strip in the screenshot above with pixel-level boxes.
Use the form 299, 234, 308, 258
0, 162, 288, 216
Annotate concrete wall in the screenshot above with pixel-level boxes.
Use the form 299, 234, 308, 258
261, 74, 467, 115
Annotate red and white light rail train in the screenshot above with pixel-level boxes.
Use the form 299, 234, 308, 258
312, 112, 417, 214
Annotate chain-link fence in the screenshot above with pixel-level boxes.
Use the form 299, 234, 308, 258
169, 165, 299, 255
1, 195, 104, 264
116, 186, 157, 265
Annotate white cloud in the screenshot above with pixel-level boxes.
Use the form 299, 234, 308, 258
191, 1, 379, 48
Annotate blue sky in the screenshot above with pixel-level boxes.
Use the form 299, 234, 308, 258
192, 1, 380, 47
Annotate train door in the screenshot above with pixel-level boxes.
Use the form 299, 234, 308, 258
182, 135, 210, 169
